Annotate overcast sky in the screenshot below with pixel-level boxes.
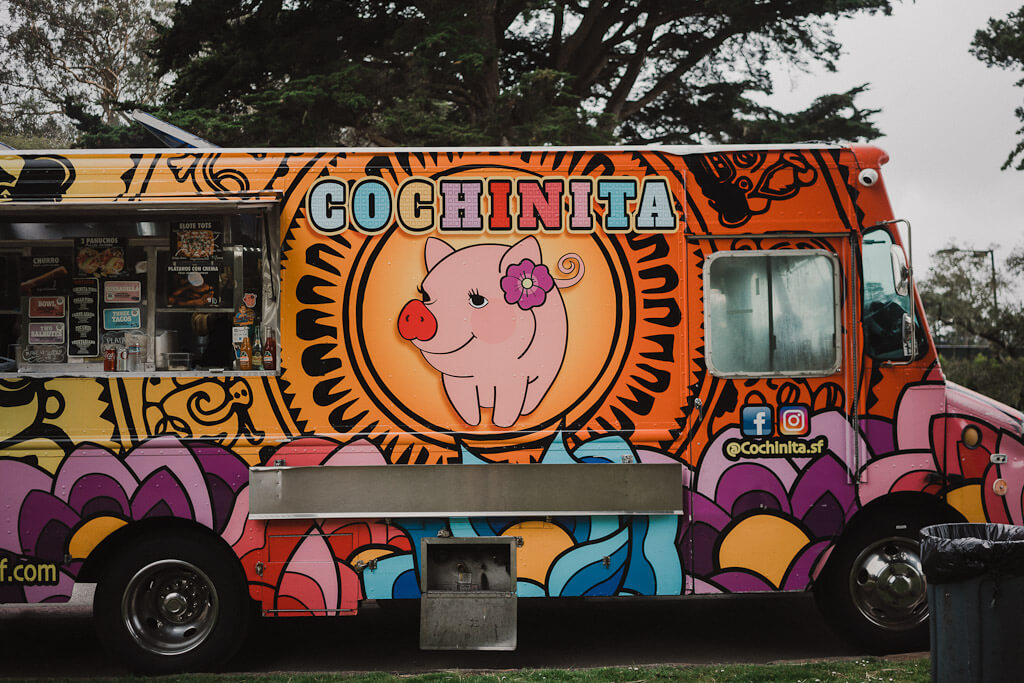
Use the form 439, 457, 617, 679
762, 0, 1024, 276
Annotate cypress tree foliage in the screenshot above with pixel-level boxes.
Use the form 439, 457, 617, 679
149, 0, 893, 147
972, 5, 1024, 170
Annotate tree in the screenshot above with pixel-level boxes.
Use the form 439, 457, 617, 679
919, 244, 1024, 408
152, 0, 893, 147
972, 5, 1024, 170
0, 0, 170, 145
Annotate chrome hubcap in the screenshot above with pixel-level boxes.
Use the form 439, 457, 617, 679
121, 559, 219, 655
850, 536, 927, 631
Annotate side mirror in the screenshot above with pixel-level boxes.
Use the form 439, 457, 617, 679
890, 245, 910, 296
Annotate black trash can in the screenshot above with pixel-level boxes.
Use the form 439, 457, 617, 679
921, 523, 1024, 682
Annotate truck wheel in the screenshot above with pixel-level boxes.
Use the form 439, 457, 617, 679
815, 514, 930, 653
94, 533, 250, 674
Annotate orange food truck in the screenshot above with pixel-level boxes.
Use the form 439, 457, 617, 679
2, 142, 1021, 672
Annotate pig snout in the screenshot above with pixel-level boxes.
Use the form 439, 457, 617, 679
398, 300, 437, 341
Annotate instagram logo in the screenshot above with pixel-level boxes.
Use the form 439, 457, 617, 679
778, 405, 809, 436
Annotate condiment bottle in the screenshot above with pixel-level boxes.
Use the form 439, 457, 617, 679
263, 330, 276, 370
252, 326, 263, 369
239, 333, 252, 371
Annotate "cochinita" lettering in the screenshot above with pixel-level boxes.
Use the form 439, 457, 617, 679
305, 175, 680, 235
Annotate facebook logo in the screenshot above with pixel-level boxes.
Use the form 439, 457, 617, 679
741, 406, 773, 437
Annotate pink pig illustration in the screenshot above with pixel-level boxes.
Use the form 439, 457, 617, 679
398, 236, 584, 428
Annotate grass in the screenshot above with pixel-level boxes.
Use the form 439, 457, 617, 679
22, 656, 928, 683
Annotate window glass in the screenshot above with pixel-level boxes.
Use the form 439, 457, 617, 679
861, 228, 915, 360
706, 251, 839, 376
0, 207, 279, 375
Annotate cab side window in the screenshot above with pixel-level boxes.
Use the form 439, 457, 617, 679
861, 228, 921, 360
705, 251, 840, 376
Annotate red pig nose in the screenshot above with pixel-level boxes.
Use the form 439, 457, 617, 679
398, 300, 437, 341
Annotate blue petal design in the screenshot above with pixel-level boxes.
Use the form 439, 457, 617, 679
555, 516, 589, 543
537, 432, 576, 464
396, 519, 446, 575
547, 524, 629, 596
561, 543, 628, 596
516, 580, 546, 597
573, 436, 633, 463
472, 518, 505, 536
391, 569, 419, 599
449, 517, 478, 538
644, 515, 683, 595
459, 443, 491, 465
589, 516, 620, 541
623, 517, 656, 595
361, 553, 416, 599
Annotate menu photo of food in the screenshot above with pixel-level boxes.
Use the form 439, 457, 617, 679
167, 220, 225, 308
20, 248, 71, 295
76, 237, 126, 278
167, 272, 221, 307
171, 220, 223, 263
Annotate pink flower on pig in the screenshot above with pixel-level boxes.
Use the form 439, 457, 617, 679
501, 259, 554, 310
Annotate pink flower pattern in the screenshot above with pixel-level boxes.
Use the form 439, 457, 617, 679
501, 258, 554, 310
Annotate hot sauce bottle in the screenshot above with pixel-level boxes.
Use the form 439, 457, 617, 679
263, 329, 276, 370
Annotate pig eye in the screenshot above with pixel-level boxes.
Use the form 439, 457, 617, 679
468, 290, 488, 308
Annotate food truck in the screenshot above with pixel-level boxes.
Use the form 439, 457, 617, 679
2, 142, 1022, 672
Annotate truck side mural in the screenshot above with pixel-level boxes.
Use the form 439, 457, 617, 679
2, 146, 1022, 672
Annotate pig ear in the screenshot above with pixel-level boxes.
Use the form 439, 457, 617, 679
499, 236, 542, 273
424, 237, 455, 271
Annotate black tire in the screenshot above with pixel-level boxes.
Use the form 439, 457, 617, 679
815, 511, 931, 654
93, 532, 250, 674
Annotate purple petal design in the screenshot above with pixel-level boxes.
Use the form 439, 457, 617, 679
192, 443, 250, 492
502, 259, 555, 309
790, 454, 856, 520
859, 416, 895, 459
125, 436, 212, 528
782, 540, 833, 591
130, 468, 194, 520
709, 570, 775, 593
799, 492, 846, 539
518, 284, 547, 309
19, 490, 80, 561
682, 522, 722, 577
714, 463, 791, 516
67, 473, 131, 519
531, 264, 554, 291
24, 571, 74, 603
54, 445, 138, 504
501, 275, 522, 304
506, 260, 534, 281
692, 577, 724, 594
0, 460, 52, 553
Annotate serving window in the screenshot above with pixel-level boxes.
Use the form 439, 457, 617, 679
0, 202, 279, 376
704, 250, 841, 377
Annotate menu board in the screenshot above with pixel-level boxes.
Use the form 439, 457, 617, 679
20, 248, 71, 364
75, 237, 126, 278
29, 296, 65, 318
20, 248, 71, 296
103, 307, 141, 331
104, 280, 142, 303
167, 219, 224, 307
28, 322, 65, 345
69, 278, 100, 357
